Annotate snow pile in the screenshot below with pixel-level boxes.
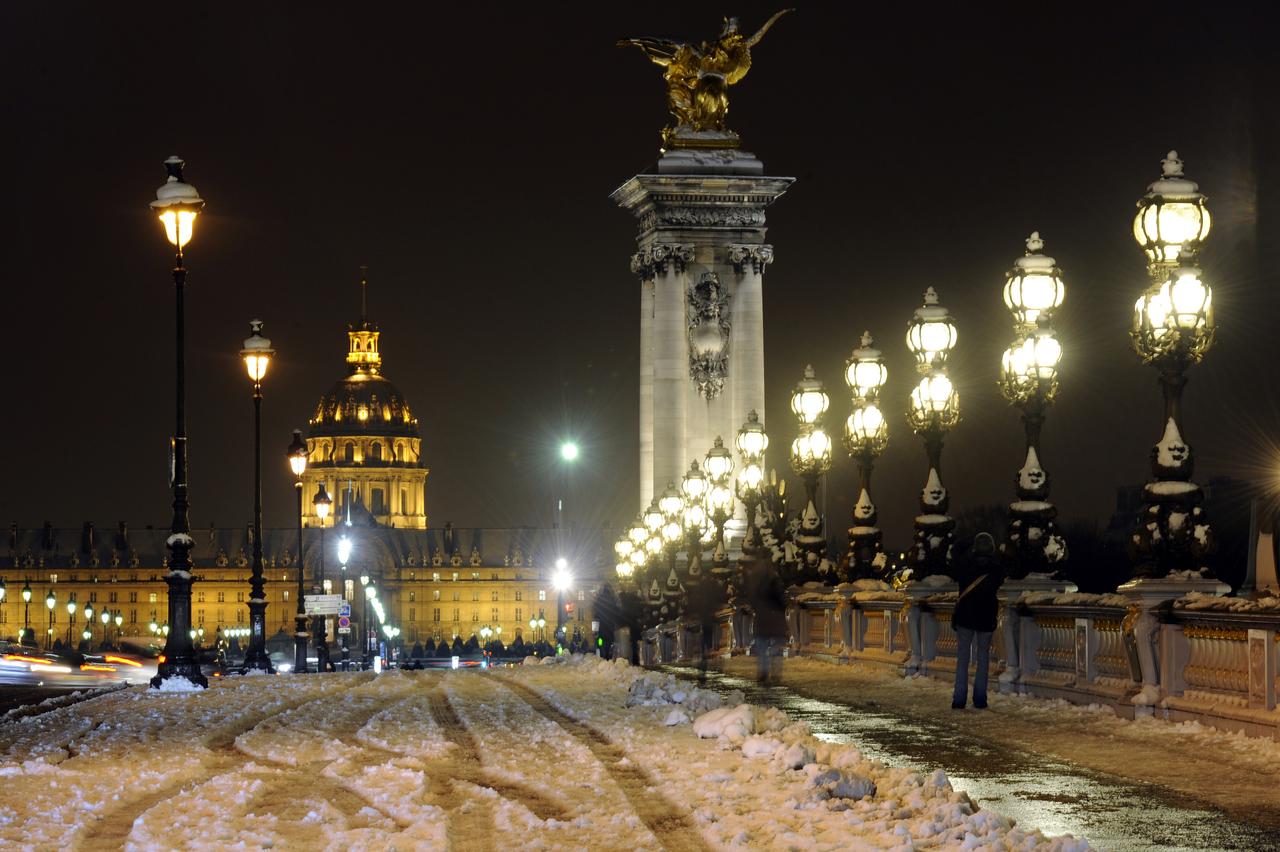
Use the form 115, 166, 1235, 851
1175, 592, 1280, 612
151, 675, 205, 693
1019, 591, 1131, 608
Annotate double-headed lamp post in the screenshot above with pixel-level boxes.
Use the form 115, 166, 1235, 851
657, 483, 686, 618
312, 484, 333, 670
1000, 233, 1068, 577
735, 410, 769, 554
1129, 151, 1216, 578
843, 332, 890, 581
287, 430, 310, 672
905, 287, 960, 579
703, 437, 735, 578
150, 155, 207, 689
681, 460, 710, 585
241, 321, 275, 672
614, 534, 636, 585
789, 365, 833, 581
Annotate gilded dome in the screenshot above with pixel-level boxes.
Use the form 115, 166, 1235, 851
310, 373, 418, 437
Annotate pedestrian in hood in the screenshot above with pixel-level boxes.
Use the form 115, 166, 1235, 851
951, 532, 1003, 709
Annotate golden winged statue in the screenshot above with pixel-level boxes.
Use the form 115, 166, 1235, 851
619, 10, 792, 149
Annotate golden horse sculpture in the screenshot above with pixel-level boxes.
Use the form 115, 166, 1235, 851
619, 10, 792, 150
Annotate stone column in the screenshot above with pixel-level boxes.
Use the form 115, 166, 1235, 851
613, 151, 792, 521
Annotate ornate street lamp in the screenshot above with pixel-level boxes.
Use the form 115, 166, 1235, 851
312, 483, 333, 670
735, 410, 769, 552
66, 599, 76, 647
1129, 153, 1216, 578
905, 288, 960, 579
287, 429, 310, 672
843, 332, 889, 580
656, 482, 685, 611
615, 534, 636, 583
680, 460, 710, 584
999, 234, 1069, 577
149, 155, 207, 689
100, 608, 111, 647
789, 366, 833, 581
238, 320, 275, 673
21, 581, 31, 641
83, 603, 94, 647
45, 590, 55, 650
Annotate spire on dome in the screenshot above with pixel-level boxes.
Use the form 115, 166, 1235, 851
346, 267, 382, 376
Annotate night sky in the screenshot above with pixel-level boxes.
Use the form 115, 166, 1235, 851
4, 4, 1277, 551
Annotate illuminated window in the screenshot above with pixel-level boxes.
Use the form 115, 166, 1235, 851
515, 591, 522, 601
433, 608, 440, 622
149, 592, 157, 604
409, 591, 416, 602
538, 590, 546, 601
432, 590, 440, 601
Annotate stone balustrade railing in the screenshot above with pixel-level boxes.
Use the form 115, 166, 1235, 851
637, 580, 1280, 739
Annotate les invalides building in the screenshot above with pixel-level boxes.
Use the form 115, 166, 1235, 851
2, 280, 600, 655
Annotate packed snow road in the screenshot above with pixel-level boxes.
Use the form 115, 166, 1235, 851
0, 657, 1093, 850
665, 658, 1280, 852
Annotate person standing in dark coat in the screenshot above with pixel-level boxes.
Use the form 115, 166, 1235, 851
951, 532, 1003, 709
746, 556, 788, 684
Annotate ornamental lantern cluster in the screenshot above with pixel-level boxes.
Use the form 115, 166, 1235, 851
1128, 151, 1216, 579
842, 332, 889, 581
905, 287, 959, 579
788, 366, 833, 581
998, 233, 1068, 577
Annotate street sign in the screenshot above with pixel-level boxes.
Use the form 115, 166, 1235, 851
338, 615, 351, 629
338, 603, 351, 618
304, 594, 344, 615
338, 627, 351, 634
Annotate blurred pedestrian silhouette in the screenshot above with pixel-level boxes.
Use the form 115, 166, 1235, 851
745, 555, 788, 684
952, 532, 1003, 709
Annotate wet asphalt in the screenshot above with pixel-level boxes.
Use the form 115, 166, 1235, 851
662, 665, 1280, 852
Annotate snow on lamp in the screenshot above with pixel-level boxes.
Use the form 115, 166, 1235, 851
1133, 151, 1211, 276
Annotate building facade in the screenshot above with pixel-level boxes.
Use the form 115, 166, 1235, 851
1, 523, 603, 649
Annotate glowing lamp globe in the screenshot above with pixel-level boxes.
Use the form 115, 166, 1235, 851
906, 287, 958, 371
338, 535, 353, 566
46, 591, 56, 610
628, 516, 650, 547
614, 536, 634, 561
241, 319, 274, 383
151, 156, 204, 250
658, 482, 684, 519
287, 429, 308, 478
707, 482, 734, 517
681, 459, 708, 503
1133, 151, 1211, 267
790, 427, 833, 474
908, 373, 959, 431
737, 461, 764, 494
312, 483, 332, 521
845, 332, 888, 401
844, 402, 888, 455
643, 500, 665, 534
735, 410, 769, 460
789, 365, 830, 425
1003, 233, 1065, 327
703, 436, 734, 483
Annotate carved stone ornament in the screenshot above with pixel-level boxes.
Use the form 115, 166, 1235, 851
687, 271, 732, 399
640, 207, 765, 232
630, 242, 695, 279
727, 243, 774, 274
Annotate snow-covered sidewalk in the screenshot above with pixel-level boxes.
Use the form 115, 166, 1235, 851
0, 658, 1090, 850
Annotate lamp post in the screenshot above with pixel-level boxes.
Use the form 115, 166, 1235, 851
1129, 152, 1216, 579
360, 573, 371, 667
44, 591, 55, 649
703, 437, 735, 580
114, 612, 123, 647
287, 429, 310, 672
657, 482, 686, 619
66, 600, 76, 647
240, 321, 275, 673
789, 366, 833, 582
843, 332, 890, 581
21, 581, 31, 643
681, 460, 710, 586
735, 410, 769, 554
150, 155, 207, 689
312, 483, 333, 670
905, 287, 960, 580
338, 535, 352, 668
101, 608, 111, 647
552, 558, 572, 640
999, 234, 1068, 578
83, 604, 94, 649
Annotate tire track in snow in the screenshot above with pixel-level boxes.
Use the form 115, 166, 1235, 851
501, 678, 712, 852
423, 684, 571, 825
80, 679, 369, 851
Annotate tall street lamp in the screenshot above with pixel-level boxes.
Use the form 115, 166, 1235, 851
150, 155, 207, 689
1129, 151, 1216, 579
312, 483, 333, 670
241, 320, 275, 673
287, 429, 310, 672
843, 332, 889, 581
905, 287, 959, 580
45, 591, 55, 649
66, 599, 75, 647
789, 365, 833, 582
83, 603, 94, 649
657, 483, 686, 618
552, 559, 573, 639
1000, 234, 1068, 577
21, 581, 31, 642
681, 460, 710, 586
101, 608, 111, 647
338, 534, 352, 667
703, 437, 735, 579
735, 410, 769, 554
